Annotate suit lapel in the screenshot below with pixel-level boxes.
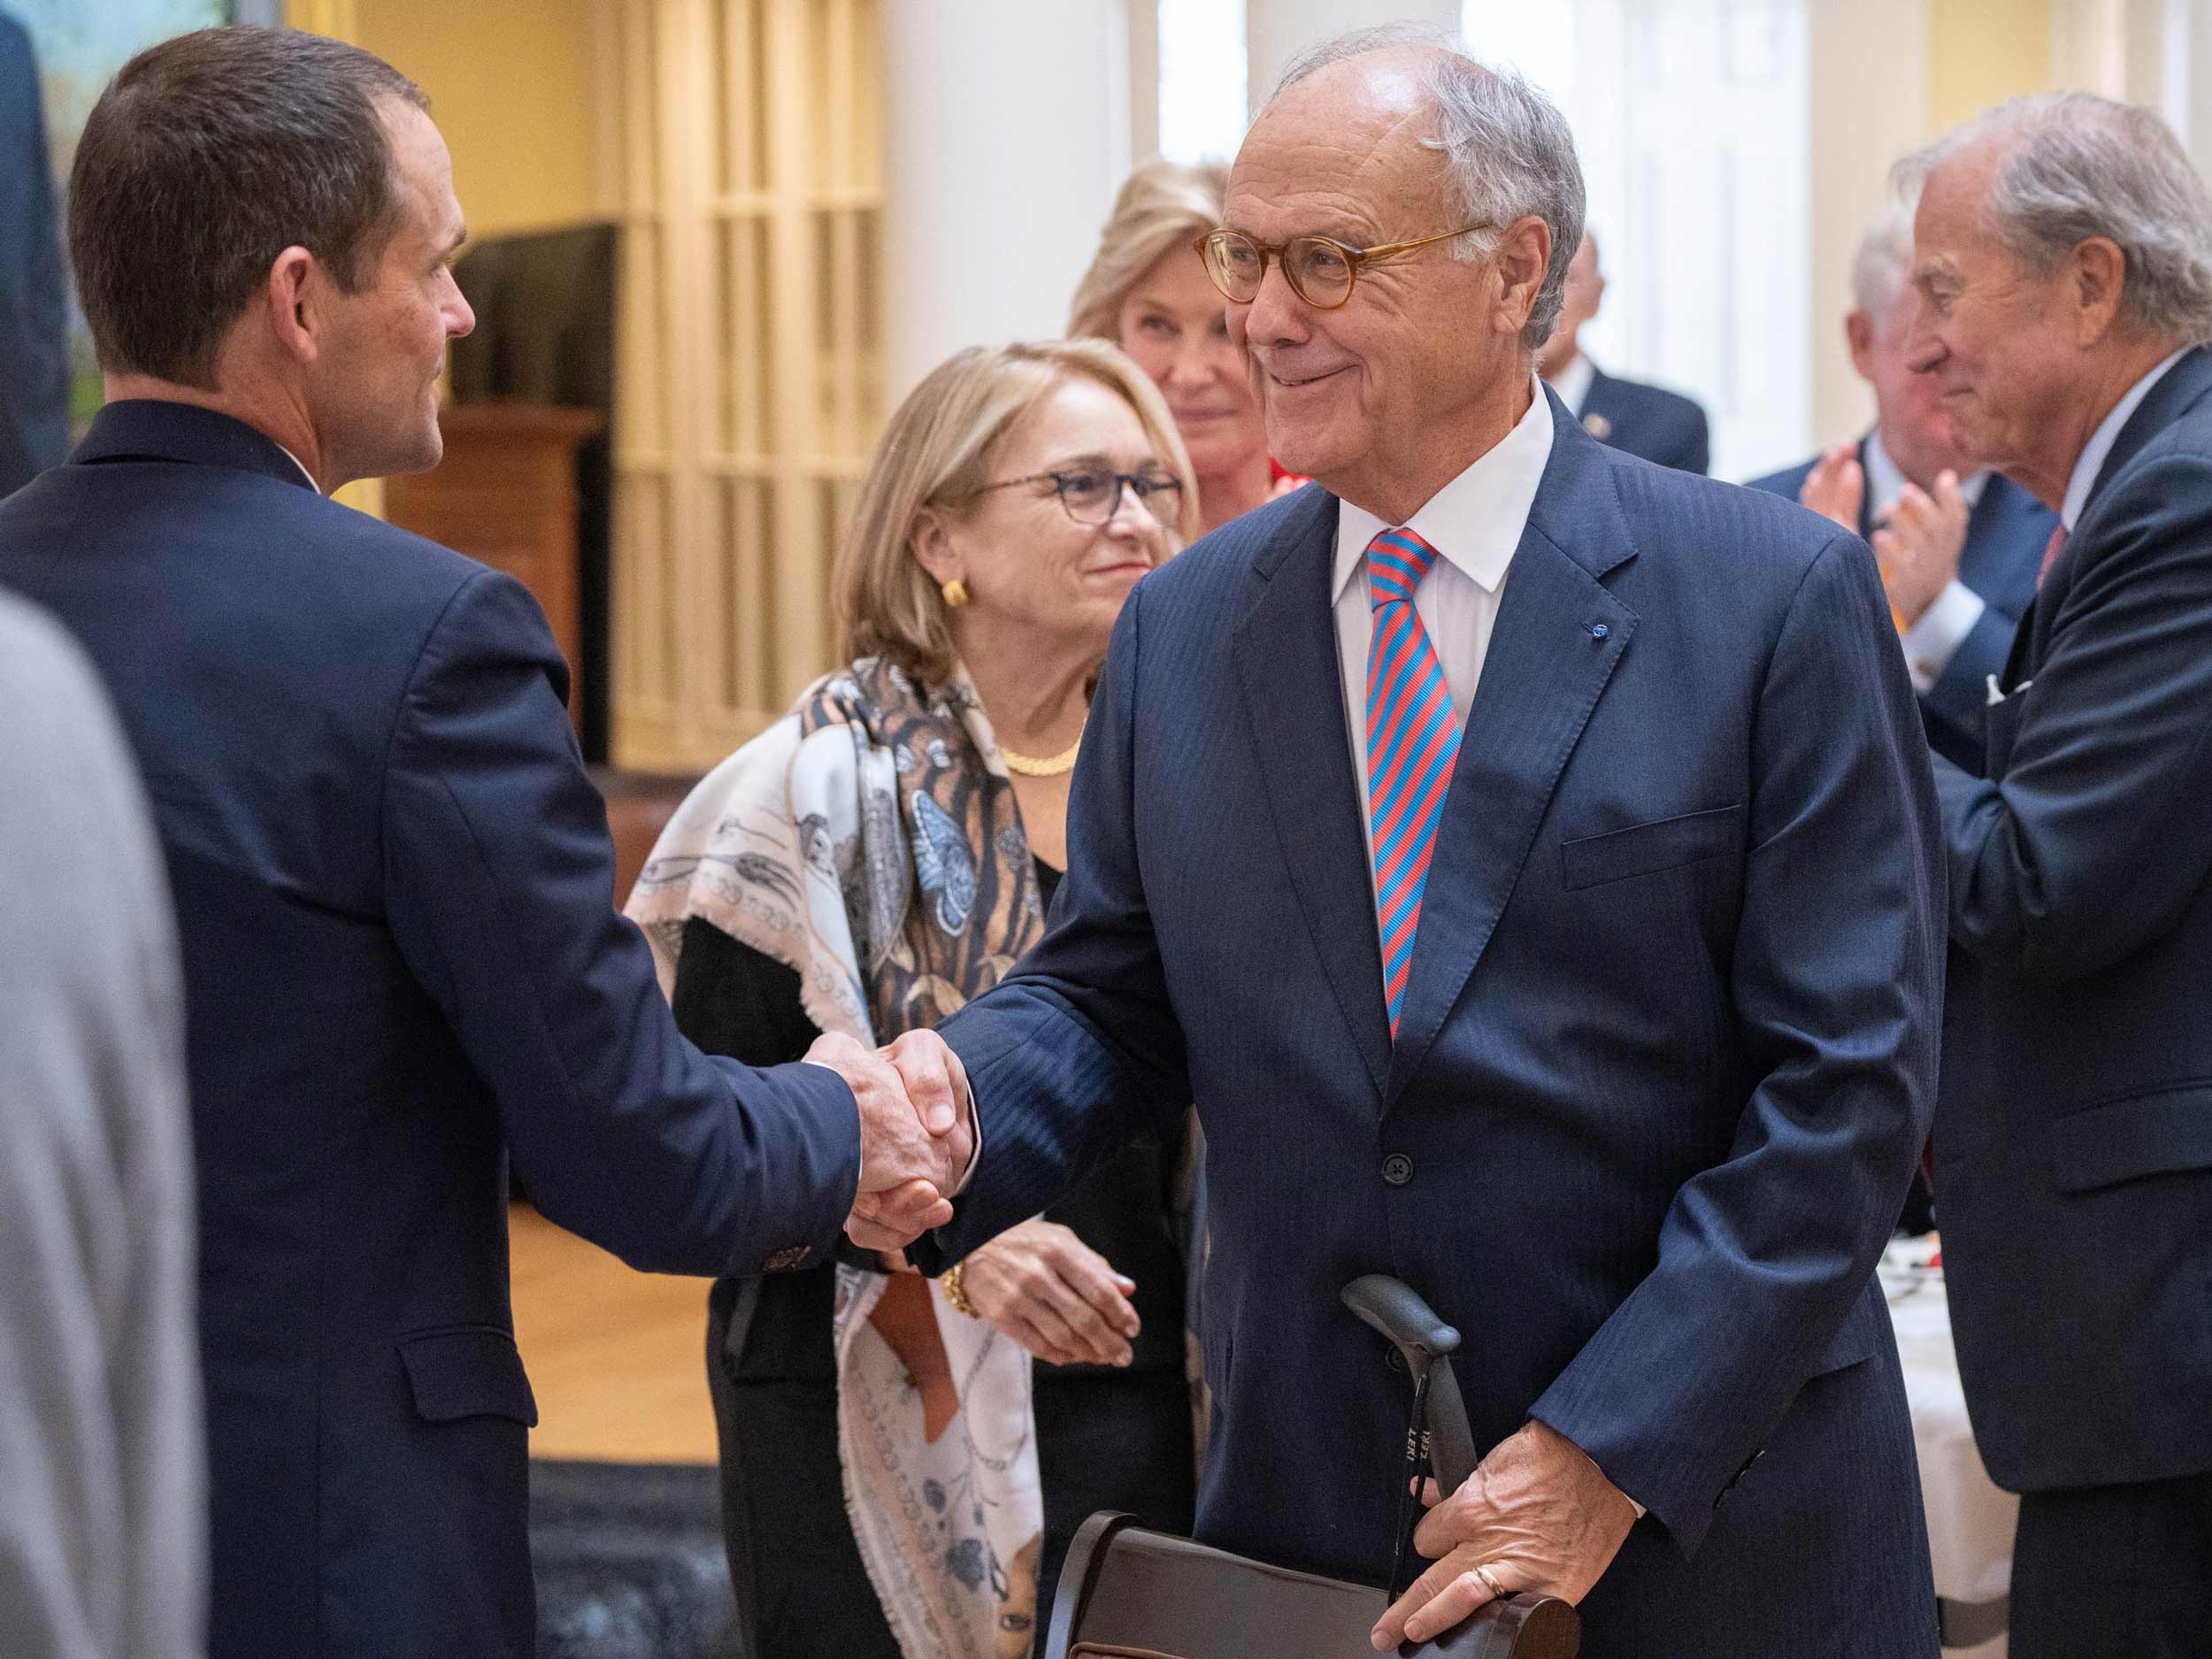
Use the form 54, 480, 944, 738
2014, 347, 2212, 677
1233, 489, 1393, 1099
1386, 411, 1638, 1104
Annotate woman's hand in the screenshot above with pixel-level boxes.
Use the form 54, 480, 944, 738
960, 1218, 1141, 1367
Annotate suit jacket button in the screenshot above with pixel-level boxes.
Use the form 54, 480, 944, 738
1382, 1153, 1415, 1187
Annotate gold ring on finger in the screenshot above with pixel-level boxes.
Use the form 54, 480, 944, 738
1473, 1563, 1510, 1602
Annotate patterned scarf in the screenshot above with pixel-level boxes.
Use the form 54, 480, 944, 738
626, 657, 1046, 1659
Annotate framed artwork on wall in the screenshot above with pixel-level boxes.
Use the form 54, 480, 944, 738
11, 0, 269, 430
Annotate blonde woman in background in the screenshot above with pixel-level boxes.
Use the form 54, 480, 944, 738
628, 340, 1200, 1659
1071, 160, 1286, 536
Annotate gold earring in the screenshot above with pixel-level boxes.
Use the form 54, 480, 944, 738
941, 579, 969, 609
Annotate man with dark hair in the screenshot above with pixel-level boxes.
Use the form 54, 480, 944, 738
0, 27, 969, 1659
0, 10, 67, 495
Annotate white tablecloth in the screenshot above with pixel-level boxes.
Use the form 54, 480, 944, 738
1882, 1239, 2017, 1656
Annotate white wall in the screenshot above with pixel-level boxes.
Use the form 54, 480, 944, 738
881, 0, 1134, 397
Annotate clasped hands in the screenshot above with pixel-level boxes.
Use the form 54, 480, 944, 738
803, 1028, 975, 1252
1370, 1418, 1639, 1650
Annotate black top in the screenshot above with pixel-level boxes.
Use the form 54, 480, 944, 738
672, 857, 1186, 1381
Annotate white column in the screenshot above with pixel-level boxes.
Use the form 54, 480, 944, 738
880, 0, 1133, 401
1806, 0, 1930, 450
1245, 0, 1460, 115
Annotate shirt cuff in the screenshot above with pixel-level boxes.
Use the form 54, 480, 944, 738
1900, 580, 1985, 695
954, 1090, 983, 1195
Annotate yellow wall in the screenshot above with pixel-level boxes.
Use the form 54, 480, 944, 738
354, 0, 604, 239
285, 0, 605, 515
288, 0, 603, 240
1930, 0, 2053, 129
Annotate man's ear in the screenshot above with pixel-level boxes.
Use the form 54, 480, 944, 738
1845, 310, 1877, 380
1493, 214, 1554, 339
908, 508, 964, 588
2070, 235, 2127, 347
266, 245, 321, 365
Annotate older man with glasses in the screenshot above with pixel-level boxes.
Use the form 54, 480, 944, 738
894, 23, 1944, 1659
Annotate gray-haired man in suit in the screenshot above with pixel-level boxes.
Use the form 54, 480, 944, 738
1904, 91, 2212, 1658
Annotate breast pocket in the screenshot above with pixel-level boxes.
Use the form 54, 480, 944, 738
1559, 803, 1747, 891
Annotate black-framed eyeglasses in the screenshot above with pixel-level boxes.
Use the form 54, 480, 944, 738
975, 467, 1185, 526
1194, 223, 1494, 309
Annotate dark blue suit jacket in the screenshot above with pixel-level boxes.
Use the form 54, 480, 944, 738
1932, 346, 2212, 1495
0, 403, 864, 1659
1577, 363, 1709, 475
0, 13, 67, 496
1750, 440, 2054, 771
919, 396, 1942, 1657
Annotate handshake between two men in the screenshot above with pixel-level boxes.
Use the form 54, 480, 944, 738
803, 1027, 979, 1253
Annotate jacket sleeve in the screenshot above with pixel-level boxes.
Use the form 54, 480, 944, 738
1532, 532, 1945, 1553
380, 568, 863, 1275
908, 580, 1191, 1274
1936, 452, 2212, 983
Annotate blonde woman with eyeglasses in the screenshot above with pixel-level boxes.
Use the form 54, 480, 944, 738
627, 339, 1201, 1659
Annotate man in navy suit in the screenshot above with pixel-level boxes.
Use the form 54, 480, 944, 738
0, 10, 68, 495
1901, 93, 2212, 1658
1751, 199, 2054, 772
898, 26, 1943, 1658
1536, 231, 1710, 474
0, 29, 964, 1659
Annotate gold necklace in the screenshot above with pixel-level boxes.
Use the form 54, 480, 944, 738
1000, 717, 1087, 777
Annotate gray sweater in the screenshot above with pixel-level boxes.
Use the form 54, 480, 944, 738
0, 592, 203, 1658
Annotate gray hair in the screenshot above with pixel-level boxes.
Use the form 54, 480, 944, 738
1268, 24, 1586, 352
1849, 195, 1919, 320
1894, 91, 2212, 345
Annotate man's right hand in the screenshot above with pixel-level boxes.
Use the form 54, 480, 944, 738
803, 1030, 973, 1251
1799, 442, 1865, 533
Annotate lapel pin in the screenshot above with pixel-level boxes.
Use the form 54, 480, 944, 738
1582, 412, 1613, 441
1590, 623, 1609, 640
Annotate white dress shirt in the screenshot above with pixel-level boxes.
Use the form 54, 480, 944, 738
1547, 352, 1597, 418
1863, 429, 1992, 695
1333, 381, 1554, 896
1332, 383, 1647, 1518
2061, 348, 2188, 531
275, 442, 319, 492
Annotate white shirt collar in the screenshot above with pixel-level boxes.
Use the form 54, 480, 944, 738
273, 442, 321, 493
1863, 428, 1987, 518
2061, 348, 2188, 530
1546, 352, 1597, 418
1333, 379, 1555, 603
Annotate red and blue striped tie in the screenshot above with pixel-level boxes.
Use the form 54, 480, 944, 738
1365, 527, 1462, 1036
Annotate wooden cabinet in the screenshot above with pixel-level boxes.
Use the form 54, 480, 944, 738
386, 403, 608, 726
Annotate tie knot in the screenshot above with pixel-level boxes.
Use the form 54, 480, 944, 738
1366, 527, 1440, 609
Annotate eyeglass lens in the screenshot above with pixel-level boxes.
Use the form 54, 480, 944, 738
1204, 233, 1356, 307
1058, 471, 1182, 524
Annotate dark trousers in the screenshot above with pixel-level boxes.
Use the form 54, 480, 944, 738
2009, 1470, 2212, 1659
706, 1280, 1194, 1659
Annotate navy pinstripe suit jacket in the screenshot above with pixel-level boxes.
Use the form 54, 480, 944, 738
918, 394, 1944, 1658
